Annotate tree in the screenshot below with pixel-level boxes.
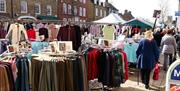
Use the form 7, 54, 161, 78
158, 0, 170, 24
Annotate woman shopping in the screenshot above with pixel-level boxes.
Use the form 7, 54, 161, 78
136, 30, 160, 89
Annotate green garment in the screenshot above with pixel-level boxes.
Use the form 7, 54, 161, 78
102, 26, 115, 40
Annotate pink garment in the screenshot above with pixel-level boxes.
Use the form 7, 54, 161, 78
112, 41, 125, 50
48, 24, 59, 41
89, 25, 101, 37
10, 58, 18, 81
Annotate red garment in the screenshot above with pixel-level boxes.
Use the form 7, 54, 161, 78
26, 29, 36, 41
88, 48, 100, 80
121, 51, 129, 80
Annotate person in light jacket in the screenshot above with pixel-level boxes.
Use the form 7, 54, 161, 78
136, 30, 160, 89
161, 29, 177, 71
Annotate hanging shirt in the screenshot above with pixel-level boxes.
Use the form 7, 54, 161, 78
48, 24, 59, 41
102, 25, 115, 40
124, 43, 139, 63
27, 29, 36, 41
6, 23, 28, 44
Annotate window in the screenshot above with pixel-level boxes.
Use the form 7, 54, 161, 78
79, 7, 82, 16
63, 3, 67, 14
46, 5, 52, 15
94, 0, 97, 4
100, 9, 103, 17
73, 6, 77, 15
0, 0, 6, 12
79, 0, 82, 3
35, 3, 41, 14
83, 20, 86, 22
63, 18, 67, 21
83, 0, 86, 4
104, 10, 106, 17
95, 8, 98, 16
21, 1, 27, 13
83, 8, 86, 17
68, 4, 72, 14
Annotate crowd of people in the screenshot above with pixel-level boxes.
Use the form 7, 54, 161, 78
122, 26, 180, 89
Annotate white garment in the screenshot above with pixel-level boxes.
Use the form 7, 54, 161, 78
6, 23, 28, 44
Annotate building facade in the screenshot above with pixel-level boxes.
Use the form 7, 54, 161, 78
57, 0, 88, 22
93, 0, 108, 21
0, 0, 57, 19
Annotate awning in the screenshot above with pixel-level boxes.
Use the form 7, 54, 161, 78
18, 16, 37, 21
93, 13, 125, 24
36, 15, 58, 20
123, 18, 153, 31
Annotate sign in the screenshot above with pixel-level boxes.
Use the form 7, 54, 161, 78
171, 65, 180, 80
166, 60, 180, 91
153, 10, 161, 18
175, 11, 180, 16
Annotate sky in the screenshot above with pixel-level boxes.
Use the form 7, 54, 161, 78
103, 0, 179, 21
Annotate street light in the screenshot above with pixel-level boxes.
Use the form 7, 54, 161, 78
10, 0, 14, 19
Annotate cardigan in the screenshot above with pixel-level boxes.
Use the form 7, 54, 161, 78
161, 34, 177, 54
136, 38, 160, 70
6, 23, 28, 44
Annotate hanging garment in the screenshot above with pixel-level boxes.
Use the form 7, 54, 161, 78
102, 25, 115, 40
6, 23, 28, 44
89, 25, 101, 37
124, 43, 139, 63
57, 25, 82, 51
15, 57, 30, 91
26, 29, 36, 41
48, 24, 59, 41
0, 25, 7, 38
39, 28, 49, 41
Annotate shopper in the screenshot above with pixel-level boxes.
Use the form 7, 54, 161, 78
161, 29, 177, 71
174, 30, 180, 58
153, 28, 163, 47
136, 30, 160, 89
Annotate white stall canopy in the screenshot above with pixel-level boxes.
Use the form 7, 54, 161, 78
93, 13, 125, 24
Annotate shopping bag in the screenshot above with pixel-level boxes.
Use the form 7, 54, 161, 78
153, 63, 160, 80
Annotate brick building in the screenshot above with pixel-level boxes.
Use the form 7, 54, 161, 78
0, 0, 57, 20
92, 0, 108, 21
57, 0, 88, 22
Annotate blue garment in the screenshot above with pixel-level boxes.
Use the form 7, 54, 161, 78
15, 57, 30, 91
31, 42, 49, 54
124, 43, 139, 63
136, 39, 160, 70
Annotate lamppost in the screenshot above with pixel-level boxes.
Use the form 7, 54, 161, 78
10, 0, 14, 19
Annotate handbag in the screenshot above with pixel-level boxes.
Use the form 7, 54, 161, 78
153, 63, 160, 80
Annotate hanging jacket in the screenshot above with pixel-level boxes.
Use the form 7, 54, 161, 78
6, 23, 28, 44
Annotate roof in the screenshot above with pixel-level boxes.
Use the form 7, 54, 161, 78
106, 3, 119, 11
123, 18, 154, 30
93, 13, 125, 24
36, 15, 58, 20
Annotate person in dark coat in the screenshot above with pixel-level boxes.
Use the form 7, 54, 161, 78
153, 28, 163, 47
136, 30, 160, 89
